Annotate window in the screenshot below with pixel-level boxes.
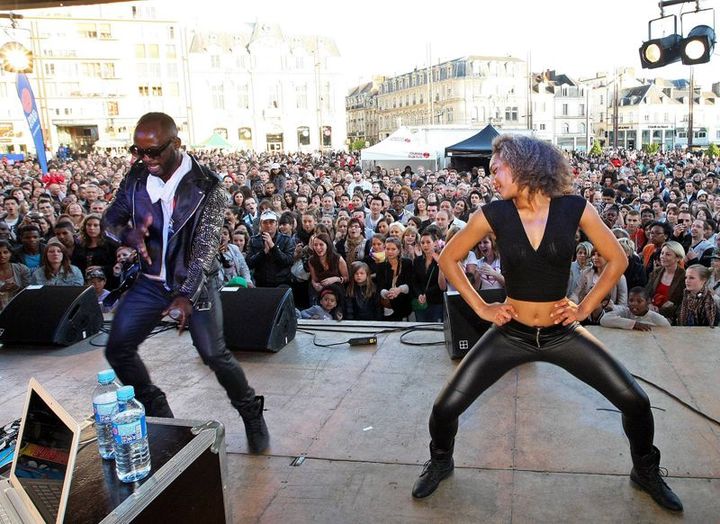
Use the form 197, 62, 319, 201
321, 82, 331, 112
562, 123, 570, 134
151, 86, 163, 97
98, 24, 112, 39
211, 85, 225, 109
579, 104, 585, 116
106, 101, 119, 116
166, 63, 178, 78
135, 44, 145, 59
77, 22, 97, 38
44, 63, 55, 76
562, 103, 568, 116
82, 62, 101, 78
210, 55, 220, 68
579, 123, 586, 134
166, 45, 176, 59
101, 63, 115, 78
168, 26, 175, 39
297, 126, 310, 146
238, 84, 249, 109
166, 83, 180, 96
322, 126, 332, 147
505, 106, 518, 121
147, 44, 159, 59
214, 128, 228, 139
539, 123, 546, 130
268, 83, 281, 109
238, 127, 252, 141
296, 84, 307, 109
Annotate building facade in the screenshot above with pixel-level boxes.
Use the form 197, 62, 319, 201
531, 71, 590, 150
0, 3, 347, 155
346, 76, 383, 147
374, 56, 530, 141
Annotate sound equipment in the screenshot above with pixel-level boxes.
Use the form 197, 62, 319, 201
443, 289, 506, 360
0, 286, 103, 347
220, 286, 296, 352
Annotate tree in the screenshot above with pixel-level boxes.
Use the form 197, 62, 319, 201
642, 143, 660, 155
589, 140, 602, 157
707, 143, 720, 159
350, 138, 367, 151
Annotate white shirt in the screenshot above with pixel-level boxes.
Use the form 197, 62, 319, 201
146, 152, 192, 282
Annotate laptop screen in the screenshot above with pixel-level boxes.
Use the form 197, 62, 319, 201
13, 389, 74, 523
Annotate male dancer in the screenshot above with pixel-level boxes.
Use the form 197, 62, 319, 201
413, 135, 682, 512
103, 112, 269, 452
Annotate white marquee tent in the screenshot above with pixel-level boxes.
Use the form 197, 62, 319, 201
360, 127, 441, 171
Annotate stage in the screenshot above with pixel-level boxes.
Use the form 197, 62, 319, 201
1, 321, 719, 522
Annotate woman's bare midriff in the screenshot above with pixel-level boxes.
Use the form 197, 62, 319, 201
506, 298, 560, 327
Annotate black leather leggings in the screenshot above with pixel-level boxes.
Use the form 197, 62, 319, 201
430, 320, 654, 455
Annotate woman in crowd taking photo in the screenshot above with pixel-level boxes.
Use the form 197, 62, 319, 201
344, 261, 382, 321
218, 224, 252, 286
308, 232, 348, 304
411, 230, 444, 322
376, 236, 413, 321
0, 240, 31, 311
645, 241, 686, 322
31, 239, 84, 286
676, 264, 718, 326
474, 235, 505, 291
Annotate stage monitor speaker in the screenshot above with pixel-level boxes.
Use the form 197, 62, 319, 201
0, 286, 103, 347
443, 289, 506, 360
220, 287, 296, 352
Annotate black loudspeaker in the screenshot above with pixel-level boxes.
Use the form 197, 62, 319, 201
0, 286, 103, 347
443, 289, 506, 360
220, 287, 296, 352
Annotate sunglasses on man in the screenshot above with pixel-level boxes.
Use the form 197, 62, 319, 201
129, 139, 173, 159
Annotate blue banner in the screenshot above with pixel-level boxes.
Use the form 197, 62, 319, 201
15, 73, 48, 175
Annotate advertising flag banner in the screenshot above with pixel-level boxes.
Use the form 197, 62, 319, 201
16, 73, 48, 174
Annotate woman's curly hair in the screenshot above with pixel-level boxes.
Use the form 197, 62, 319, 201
491, 135, 573, 197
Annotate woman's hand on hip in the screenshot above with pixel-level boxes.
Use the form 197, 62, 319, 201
550, 298, 588, 325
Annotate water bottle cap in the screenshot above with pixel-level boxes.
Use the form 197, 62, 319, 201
97, 369, 116, 384
117, 385, 135, 401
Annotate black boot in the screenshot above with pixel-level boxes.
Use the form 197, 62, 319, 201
630, 446, 683, 512
239, 395, 270, 454
412, 442, 454, 498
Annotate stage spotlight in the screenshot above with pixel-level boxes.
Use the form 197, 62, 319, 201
0, 41, 33, 73
680, 24, 716, 64
639, 33, 683, 68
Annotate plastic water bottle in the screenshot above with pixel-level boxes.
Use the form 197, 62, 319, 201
93, 369, 119, 460
112, 386, 151, 483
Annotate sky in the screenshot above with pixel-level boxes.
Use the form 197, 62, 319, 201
173, 0, 720, 90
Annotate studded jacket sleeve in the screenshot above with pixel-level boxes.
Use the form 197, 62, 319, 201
176, 182, 226, 302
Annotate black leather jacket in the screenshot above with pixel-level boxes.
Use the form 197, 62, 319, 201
103, 156, 225, 303
245, 231, 295, 287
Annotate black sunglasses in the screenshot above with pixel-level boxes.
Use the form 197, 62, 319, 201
129, 139, 173, 159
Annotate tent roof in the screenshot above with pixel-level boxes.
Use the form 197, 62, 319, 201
445, 125, 500, 156
195, 132, 233, 149
361, 127, 438, 162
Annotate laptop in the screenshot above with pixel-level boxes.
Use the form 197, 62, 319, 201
0, 378, 81, 524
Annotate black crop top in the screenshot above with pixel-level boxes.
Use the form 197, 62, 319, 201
482, 195, 586, 301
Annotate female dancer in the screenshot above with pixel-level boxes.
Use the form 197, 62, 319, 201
413, 135, 682, 512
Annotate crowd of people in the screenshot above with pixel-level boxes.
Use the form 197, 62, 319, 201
0, 143, 719, 326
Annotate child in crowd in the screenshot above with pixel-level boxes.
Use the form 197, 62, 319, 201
86, 266, 114, 313
676, 264, 718, 326
345, 261, 382, 320
296, 287, 343, 320
600, 287, 671, 331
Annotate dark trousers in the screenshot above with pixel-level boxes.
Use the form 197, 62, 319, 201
105, 275, 255, 415
430, 320, 654, 455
